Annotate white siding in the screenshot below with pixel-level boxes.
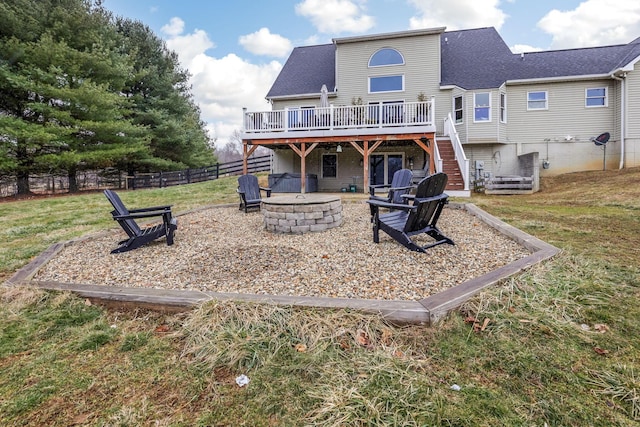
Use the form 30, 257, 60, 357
334, 34, 441, 108
506, 80, 616, 143
625, 63, 640, 167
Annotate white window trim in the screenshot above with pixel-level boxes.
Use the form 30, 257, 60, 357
368, 48, 405, 68
473, 92, 491, 123
453, 95, 463, 124
500, 92, 507, 123
368, 75, 405, 94
527, 91, 548, 111
585, 87, 608, 108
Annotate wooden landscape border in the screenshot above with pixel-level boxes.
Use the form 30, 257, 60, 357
6, 203, 560, 325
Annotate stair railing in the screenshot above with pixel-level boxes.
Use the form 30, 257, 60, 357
443, 113, 470, 191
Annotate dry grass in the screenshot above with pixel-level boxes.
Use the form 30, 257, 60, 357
2, 168, 640, 425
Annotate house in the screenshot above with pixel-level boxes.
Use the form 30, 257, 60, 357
240, 26, 640, 196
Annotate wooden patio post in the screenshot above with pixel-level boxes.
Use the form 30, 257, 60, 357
413, 135, 435, 174
287, 142, 318, 194
242, 140, 249, 174
300, 142, 306, 193
363, 140, 369, 191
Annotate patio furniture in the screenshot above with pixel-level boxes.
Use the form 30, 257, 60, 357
237, 174, 272, 212
104, 189, 177, 254
367, 172, 454, 253
368, 168, 414, 219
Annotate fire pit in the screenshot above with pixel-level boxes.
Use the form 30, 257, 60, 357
262, 194, 342, 234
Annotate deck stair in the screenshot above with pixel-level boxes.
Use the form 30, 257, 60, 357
484, 175, 535, 195
435, 138, 464, 192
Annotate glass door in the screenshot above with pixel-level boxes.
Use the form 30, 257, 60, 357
370, 154, 403, 187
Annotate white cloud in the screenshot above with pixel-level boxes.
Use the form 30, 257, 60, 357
239, 28, 293, 58
165, 29, 216, 65
407, 0, 506, 31
161, 17, 185, 37
510, 44, 543, 54
165, 26, 282, 144
538, 1, 640, 49
295, 0, 375, 34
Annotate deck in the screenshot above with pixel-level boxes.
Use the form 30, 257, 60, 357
241, 100, 436, 140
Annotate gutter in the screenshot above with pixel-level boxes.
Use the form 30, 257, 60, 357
611, 71, 626, 169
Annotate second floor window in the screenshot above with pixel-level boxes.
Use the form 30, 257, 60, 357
500, 93, 507, 123
586, 87, 607, 107
369, 75, 404, 93
369, 48, 404, 67
528, 91, 548, 110
454, 95, 463, 124
474, 92, 490, 122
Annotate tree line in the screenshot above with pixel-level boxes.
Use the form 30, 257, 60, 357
0, 0, 217, 194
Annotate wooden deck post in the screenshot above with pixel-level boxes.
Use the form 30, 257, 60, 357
287, 142, 318, 193
414, 135, 436, 174
242, 140, 260, 175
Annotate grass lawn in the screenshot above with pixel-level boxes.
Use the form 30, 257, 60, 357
1, 169, 639, 426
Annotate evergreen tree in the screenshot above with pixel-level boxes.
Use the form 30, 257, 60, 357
0, 0, 153, 193
115, 18, 216, 171
0, 0, 215, 194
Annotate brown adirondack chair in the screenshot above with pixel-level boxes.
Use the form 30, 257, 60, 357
366, 172, 454, 253
104, 189, 177, 254
237, 174, 271, 213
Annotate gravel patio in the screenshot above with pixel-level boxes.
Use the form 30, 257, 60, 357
33, 201, 531, 301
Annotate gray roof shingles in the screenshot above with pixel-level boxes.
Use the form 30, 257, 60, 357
266, 44, 335, 98
266, 27, 640, 97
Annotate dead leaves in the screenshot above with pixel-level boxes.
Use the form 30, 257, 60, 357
154, 324, 170, 333
593, 347, 610, 356
356, 329, 371, 348
333, 327, 401, 357
465, 316, 490, 332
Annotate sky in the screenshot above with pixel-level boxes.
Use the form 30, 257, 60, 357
103, 0, 640, 148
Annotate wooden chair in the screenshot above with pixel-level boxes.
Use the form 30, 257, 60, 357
104, 189, 177, 254
368, 168, 414, 219
366, 172, 454, 253
237, 174, 271, 213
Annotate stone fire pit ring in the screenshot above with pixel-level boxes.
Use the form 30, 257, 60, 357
262, 194, 342, 234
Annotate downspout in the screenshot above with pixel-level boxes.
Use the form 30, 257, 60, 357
611, 72, 626, 169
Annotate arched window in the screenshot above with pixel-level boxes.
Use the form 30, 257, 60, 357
368, 48, 404, 67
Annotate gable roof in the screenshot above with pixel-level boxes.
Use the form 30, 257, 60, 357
266, 27, 640, 98
440, 27, 514, 90
266, 44, 335, 99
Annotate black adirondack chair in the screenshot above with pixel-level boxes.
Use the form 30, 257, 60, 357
366, 172, 454, 253
237, 174, 271, 213
104, 189, 178, 254
368, 168, 414, 219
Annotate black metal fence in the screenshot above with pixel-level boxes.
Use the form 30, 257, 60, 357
0, 154, 272, 197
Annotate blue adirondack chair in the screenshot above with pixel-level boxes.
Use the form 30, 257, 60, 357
237, 174, 272, 213
104, 189, 177, 253
368, 168, 414, 219
366, 172, 454, 253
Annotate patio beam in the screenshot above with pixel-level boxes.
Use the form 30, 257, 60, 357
241, 140, 260, 174
413, 135, 435, 174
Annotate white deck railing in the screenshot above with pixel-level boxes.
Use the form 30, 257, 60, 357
444, 113, 470, 191
243, 100, 434, 134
